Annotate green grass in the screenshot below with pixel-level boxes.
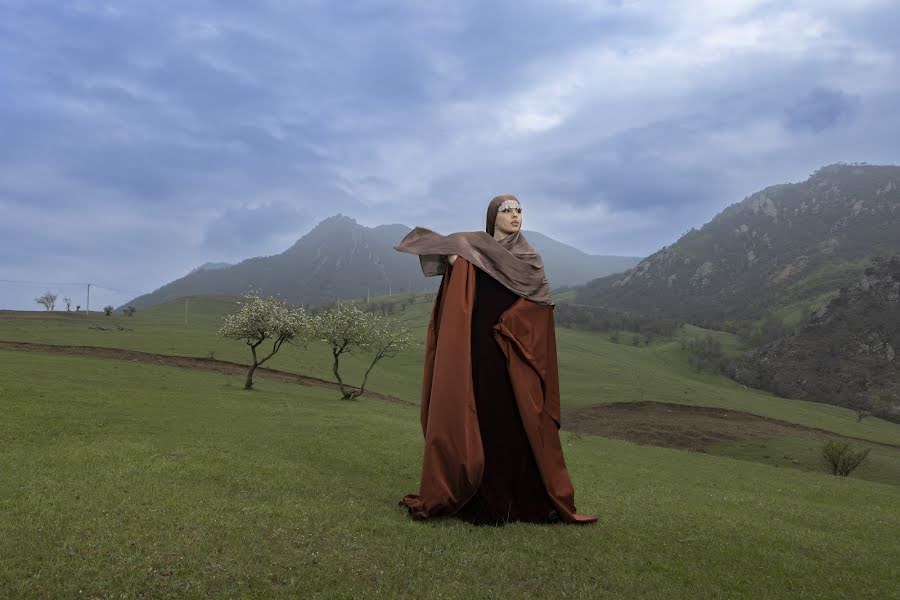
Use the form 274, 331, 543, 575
3, 294, 900, 446
784, 256, 872, 298
555, 326, 900, 445
2, 350, 898, 599
678, 323, 746, 357
772, 290, 840, 326
706, 437, 900, 487
0, 295, 434, 404
767, 256, 873, 324
553, 289, 577, 302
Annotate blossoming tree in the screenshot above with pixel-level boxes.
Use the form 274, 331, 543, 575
219, 291, 309, 390
312, 303, 412, 400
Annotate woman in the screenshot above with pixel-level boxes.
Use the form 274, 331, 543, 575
395, 195, 597, 525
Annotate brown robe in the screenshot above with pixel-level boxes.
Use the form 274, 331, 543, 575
400, 257, 598, 524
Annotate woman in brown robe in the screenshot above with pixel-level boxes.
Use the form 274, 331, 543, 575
395, 195, 597, 526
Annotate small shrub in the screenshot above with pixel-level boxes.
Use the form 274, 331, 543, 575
821, 440, 870, 476
103, 305, 114, 316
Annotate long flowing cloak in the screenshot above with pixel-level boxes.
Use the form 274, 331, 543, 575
400, 257, 597, 524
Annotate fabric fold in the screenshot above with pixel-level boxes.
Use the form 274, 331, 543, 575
395, 227, 552, 305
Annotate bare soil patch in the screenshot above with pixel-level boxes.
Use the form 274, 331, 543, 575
0, 340, 414, 406
563, 400, 899, 451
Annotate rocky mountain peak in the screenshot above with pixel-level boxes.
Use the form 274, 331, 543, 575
576, 163, 900, 323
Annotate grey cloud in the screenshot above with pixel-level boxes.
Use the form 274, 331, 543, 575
2, 1, 900, 309
783, 87, 860, 134
202, 202, 314, 256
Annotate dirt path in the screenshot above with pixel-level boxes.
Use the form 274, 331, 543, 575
563, 401, 900, 451
0, 340, 415, 406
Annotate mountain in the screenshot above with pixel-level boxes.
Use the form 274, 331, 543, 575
127, 216, 638, 308
522, 231, 641, 287
733, 256, 900, 422
189, 262, 233, 274
575, 164, 900, 325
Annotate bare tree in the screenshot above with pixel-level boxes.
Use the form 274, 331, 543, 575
219, 291, 310, 389
63, 297, 72, 311
35, 291, 57, 311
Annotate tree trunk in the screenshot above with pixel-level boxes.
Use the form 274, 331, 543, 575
246, 343, 260, 390
333, 351, 354, 399
351, 354, 384, 400
245, 364, 258, 389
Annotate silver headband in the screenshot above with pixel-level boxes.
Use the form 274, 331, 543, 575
498, 199, 521, 213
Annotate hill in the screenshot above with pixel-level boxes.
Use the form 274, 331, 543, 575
126, 216, 640, 308
734, 255, 900, 421
3, 291, 899, 483
575, 164, 900, 325
519, 230, 641, 287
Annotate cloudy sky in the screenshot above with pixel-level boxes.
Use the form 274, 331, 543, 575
2, 0, 899, 310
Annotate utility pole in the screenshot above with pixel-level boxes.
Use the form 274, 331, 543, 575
388, 280, 392, 296
185, 296, 189, 326
86, 283, 91, 315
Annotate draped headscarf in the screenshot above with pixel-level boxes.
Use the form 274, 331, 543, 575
394, 195, 552, 305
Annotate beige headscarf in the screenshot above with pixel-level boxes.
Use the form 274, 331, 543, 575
395, 195, 552, 305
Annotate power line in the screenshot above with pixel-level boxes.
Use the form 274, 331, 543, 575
92, 283, 144, 295
0, 279, 143, 295
0, 282, 80, 290
0, 278, 88, 286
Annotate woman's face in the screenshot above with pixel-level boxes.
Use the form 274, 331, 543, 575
493, 199, 522, 238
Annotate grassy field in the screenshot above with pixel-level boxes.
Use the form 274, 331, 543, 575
2, 350, 898, 599
2, 294, 898, 448
706, 436, 900, 487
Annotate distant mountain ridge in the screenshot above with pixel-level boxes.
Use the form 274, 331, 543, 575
521, 231, 642, 288
126, 216, 640, 308
575, 164, 900, 325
